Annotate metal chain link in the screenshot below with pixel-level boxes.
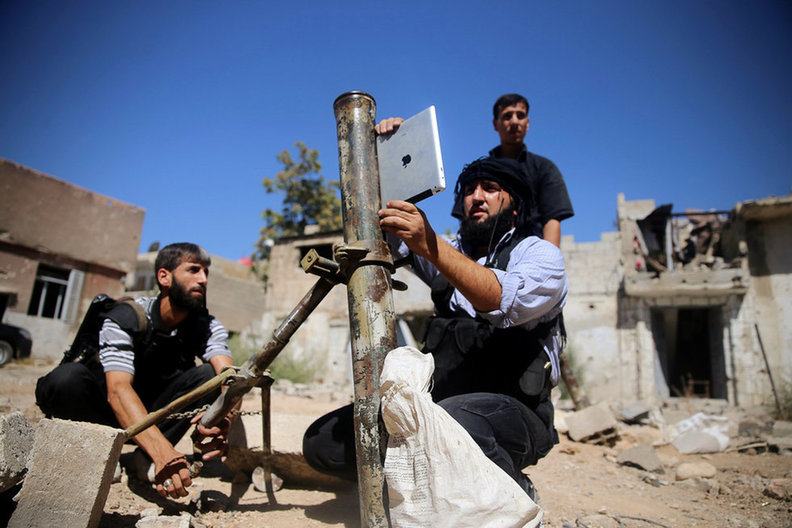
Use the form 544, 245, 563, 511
166, 404, 264, 421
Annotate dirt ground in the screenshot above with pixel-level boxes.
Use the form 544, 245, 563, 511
2, 359, 791, 528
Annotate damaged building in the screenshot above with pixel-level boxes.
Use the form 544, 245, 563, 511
0, 158, 267, 362
0, 159, 144, 361
257, 192, 791, 411
562, 192, 792, 407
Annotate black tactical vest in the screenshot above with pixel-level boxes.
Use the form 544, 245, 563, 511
422, 233, 557, 412
132, 302, 212, 404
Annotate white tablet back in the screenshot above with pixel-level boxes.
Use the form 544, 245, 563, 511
377, 105, 446, 205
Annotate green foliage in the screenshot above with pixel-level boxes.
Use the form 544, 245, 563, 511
228, 333, 254, 366
253, 142, 342, 283
227, 333, 318, 384
267, 352, 319, 385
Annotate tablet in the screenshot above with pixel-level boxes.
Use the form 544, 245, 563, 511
377, 105, 446, 205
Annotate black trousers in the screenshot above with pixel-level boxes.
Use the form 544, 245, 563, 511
302, 392, 556, 489
35, 362, 218, 445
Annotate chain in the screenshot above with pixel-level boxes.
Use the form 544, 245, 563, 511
166, 404, 264, 421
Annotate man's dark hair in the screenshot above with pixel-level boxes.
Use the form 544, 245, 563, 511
493, 93, 530, 120
154, 243, 211, 290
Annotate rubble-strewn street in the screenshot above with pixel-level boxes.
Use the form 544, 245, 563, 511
2, 359, 791, 528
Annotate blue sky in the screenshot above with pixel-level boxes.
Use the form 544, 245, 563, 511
2, 1, 790, 262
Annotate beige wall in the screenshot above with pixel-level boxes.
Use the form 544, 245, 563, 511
126, 252, 268, 335
0, 158, 144, 361
0, 159, 144, 275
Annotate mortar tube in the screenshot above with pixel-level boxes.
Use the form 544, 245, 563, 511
334, 91, 397, 528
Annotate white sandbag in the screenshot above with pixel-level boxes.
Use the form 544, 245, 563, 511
670, 412, 730, 453
381, 346, 542, 528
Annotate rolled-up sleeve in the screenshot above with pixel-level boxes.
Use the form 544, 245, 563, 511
477, 238, 568, 328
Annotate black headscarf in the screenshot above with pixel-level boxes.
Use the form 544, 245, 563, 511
451, 157, 538, 237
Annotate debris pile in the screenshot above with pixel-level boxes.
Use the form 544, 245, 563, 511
557, 397, 792, 510
631, 204, 744, 273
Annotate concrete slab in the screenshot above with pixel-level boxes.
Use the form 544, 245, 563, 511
616, 443, 664, 472
566, 402, 617, 442
0, 411, 34, 494
9, 418, 125, 528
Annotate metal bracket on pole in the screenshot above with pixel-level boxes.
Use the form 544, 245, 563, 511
335, 239, 395, 276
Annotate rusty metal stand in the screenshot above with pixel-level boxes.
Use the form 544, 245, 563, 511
259, 378, 277, 504
334, 91, 397, 528
560, 354, 591, 410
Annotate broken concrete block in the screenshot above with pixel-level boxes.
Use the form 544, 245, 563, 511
0, 412, 34, 494
9, 419, 125, 528
738, 417, 772, 437
619, 401, 651, 423
763, 478, 792, 501
616, 443, 664, 472
566, 402, 618, 443
772, 420, 792, 438
136, 512, 194, 528
675, 461, 716, 481
768, 436, 792, 455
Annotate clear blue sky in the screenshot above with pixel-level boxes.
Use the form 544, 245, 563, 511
2, 1, 790, 262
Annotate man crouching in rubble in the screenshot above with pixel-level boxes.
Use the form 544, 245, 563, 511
303, 155, 568, 500
35, 242, 236, 500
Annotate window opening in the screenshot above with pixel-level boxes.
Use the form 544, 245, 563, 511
27, 264, 71, 319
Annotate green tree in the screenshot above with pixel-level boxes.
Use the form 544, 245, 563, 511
253, 142, 342, 282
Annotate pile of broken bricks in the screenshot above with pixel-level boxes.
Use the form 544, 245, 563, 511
555, 400, 792, 501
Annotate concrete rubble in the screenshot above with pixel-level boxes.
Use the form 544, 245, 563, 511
618, 401, 652, 424
555, 397, 792, 505
763, 478, 792, 501
675, 461, 717, 480
2, 379, 791, 526
616, 443, 664, 472
564, 401, 618, 444
0, 411, 33, 494
136, 509, 202, 528
9, 418, 125, 528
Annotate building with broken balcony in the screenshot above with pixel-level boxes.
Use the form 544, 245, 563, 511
562, 192, 791, 408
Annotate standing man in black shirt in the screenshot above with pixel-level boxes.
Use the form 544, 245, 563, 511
487, 93, 574, 248
377, 93, 574, 247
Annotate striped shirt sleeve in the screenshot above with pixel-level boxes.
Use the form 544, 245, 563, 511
99, 318, 136, 375
202, 316, 232, 362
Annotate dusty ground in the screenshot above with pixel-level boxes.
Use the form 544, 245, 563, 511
2, 359, 791, 528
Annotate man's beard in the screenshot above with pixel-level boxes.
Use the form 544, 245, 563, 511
168, 276, 206, 313
460, 201, 516, 250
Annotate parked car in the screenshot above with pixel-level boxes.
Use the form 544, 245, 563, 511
0, 322, 32, 367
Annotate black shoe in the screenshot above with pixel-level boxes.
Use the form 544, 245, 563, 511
520, 474, 541, 505
120, 449, 155, 483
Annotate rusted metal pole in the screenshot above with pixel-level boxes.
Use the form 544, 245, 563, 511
559, 354, 591, 410
259, 379, 277, 503
334, 91, 397, 528
198, 276, 337, 427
